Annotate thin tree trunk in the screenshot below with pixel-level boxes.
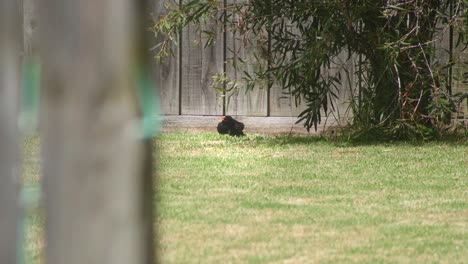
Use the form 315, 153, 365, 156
0, 0, 21, 263
38, 0, 154, 263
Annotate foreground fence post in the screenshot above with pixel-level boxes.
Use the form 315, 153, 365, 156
38, 0, 154, 263
0, 0, 21, 263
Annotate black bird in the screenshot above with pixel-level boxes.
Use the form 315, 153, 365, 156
217, 116, 245, 136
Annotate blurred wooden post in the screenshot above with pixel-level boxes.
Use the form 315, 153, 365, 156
38, 0, 154, 263
23, 0, 37, 58
0, 0, 21, 263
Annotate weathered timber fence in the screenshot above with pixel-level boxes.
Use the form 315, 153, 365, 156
153, 1, 468, 124
22, 1, 467, 132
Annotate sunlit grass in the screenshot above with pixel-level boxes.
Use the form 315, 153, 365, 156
22, 133, 468, 263
156, 133, 468, 263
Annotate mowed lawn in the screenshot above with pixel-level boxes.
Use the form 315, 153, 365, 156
156, 133, 468, 263
22, 133, 468, 263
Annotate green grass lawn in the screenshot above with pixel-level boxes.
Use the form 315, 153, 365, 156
23, 133, 468, 263
156, 133, 468, 263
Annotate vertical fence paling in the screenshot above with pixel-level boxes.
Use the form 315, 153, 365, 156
180, 0, 224, 115
154, 1, 467, 119
453, 1, 468, 117
153, 0, 180, 115
0, 0, 21, 263
38, 0, 154, 263
225, 0, 268, 116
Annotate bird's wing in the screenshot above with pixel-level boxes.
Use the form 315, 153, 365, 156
235, 121, 244, 131
230, 117, 244, 131
217, 122, 229, 134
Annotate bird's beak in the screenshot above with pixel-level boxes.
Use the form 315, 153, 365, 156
221, 116, 225, 121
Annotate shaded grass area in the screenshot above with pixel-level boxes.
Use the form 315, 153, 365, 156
156, 133, 468, 263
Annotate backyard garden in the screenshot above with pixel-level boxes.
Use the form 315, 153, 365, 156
2, 0, 467, 263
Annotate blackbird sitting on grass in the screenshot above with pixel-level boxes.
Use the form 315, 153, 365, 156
217, 116, 245, 136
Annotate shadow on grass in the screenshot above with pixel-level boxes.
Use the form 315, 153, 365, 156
240, 133, 468, 148
156, 131, 468, 148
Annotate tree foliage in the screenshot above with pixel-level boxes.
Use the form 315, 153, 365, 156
153, 0, 467, 139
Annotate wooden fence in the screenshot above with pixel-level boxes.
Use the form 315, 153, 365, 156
21, 1, 468, 133
153, 1, 468, 121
